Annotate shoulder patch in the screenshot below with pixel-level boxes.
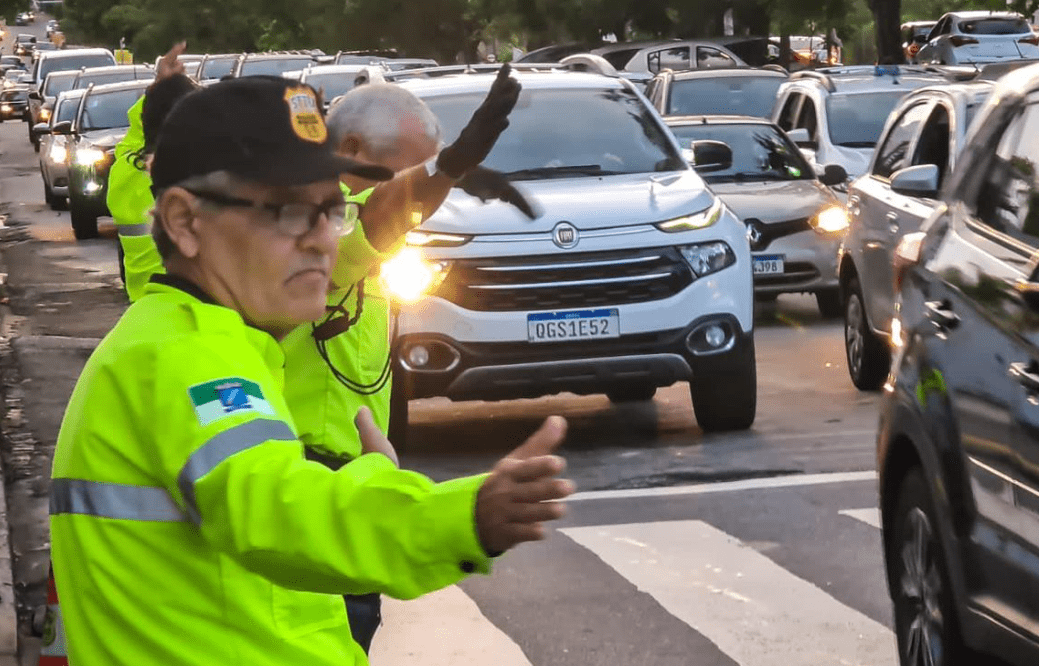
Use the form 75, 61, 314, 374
188, 377, 276, 427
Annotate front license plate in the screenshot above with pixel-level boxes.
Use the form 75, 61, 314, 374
753, 254, 785, 275
527, 308, 620, 343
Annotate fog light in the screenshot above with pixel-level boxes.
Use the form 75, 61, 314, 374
407, 345, 430, 368
84, 180, 101, 194
704, 324, 726, 348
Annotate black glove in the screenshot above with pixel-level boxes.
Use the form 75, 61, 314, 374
455, 166, 540, 219
436, 64, 521, 179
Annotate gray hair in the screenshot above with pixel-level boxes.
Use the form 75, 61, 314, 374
152, 171, 241, 261
325, 83, 442, 159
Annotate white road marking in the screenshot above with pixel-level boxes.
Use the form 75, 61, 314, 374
840, 508, 882, 529
563, 520, 897, 666
566, 470, 877, 502
369, 586, 533, 666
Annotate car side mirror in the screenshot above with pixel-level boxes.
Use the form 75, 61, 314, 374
689, 140, 733, 172
32, 122, 49, 136
27, 90, 41, 101
820, 164, 848, 186
890, 164, 939, 198
786, 128, 812, 146
51, 120, 72, 135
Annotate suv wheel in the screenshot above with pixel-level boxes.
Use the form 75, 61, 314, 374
607, 384, 656, 403
844, 277, 890, 390
815, 288, 841, 318
890, 469, 966, 666
43, 181, 64, 210
690, 338, 756, 432
69, 198, 99, 240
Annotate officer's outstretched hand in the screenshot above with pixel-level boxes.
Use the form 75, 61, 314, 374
436, 64, 521, 180
355, 406, 399, 467
156, 42, 187, 81
456, 166, 540, 219
476, 416, 574, 554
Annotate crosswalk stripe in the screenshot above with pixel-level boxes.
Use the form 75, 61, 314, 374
369, 585, 533, 666
566, 471, 878, 502
840, 508, 882, 529
562, 520, 897, 666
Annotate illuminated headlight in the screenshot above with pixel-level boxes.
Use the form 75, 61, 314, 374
38, 107, 50, 121
75, 147, 106, 166
812, 206, 850, 234
655, 198, 724, 233
84, 181, 101, 193
48, 143, 66, 163
679, 241, 735, 278
380, 247, 451, 303
404, 229, 472, 247
0, 104, 10, 113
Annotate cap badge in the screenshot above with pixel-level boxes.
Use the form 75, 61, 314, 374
284, 87, 327, 144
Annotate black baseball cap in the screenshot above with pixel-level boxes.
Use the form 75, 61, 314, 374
150, 76, 392, 191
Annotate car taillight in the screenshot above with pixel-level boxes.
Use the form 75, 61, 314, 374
1019, 35, 1039, 46
893, 232, 926, 294
949, 35, 979, 47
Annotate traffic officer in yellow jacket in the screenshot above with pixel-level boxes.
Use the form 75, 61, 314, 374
49, 76, 574, 665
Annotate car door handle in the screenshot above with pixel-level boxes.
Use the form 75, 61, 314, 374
925, 300, 960, 330
1009, 362, 1039, 392
886, 211, 900, 231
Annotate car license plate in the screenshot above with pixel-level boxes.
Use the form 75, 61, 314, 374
527, 308, 619, 343
753, 254, 785, 275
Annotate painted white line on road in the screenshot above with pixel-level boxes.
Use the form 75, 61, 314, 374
370, 585, 532, 666
563, 520, 897, 666
566, 470, 878, 502
840, 508, 882, 530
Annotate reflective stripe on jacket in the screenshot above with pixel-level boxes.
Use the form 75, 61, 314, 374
50, 277, 491, 666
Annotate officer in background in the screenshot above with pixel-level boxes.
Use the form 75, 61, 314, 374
50, 75, 574, 665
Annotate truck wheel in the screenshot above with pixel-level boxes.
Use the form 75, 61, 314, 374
843, 277, 890, 390
69, 199, 99, 240
690, 338, 757, 432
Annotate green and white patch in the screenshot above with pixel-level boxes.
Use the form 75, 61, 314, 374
188, 377, 275, 427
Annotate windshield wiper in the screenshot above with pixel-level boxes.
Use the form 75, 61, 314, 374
503, 165, 620, 180
837, 141, 876, 148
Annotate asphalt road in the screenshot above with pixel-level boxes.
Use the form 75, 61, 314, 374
0, 23, 897, 665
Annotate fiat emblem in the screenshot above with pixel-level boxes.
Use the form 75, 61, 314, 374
553, 222, 579, 249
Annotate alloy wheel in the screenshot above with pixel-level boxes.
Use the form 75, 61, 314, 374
899, 507, 946, 666
845, 293, 865, 379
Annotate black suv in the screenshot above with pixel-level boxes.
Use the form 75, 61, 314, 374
878, 64, 1039, 666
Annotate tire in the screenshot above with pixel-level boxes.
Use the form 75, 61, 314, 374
844, 277, 890, 391
387, 365, 408, 455
607, 384, 656, 403
69, 199, 99, 240
43, 180, 64, 210
890, 469, 969, 666
816, 287, 842, 318
690, 337, 757, 432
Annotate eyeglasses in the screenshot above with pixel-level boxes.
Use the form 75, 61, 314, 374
185, 189, 359, 238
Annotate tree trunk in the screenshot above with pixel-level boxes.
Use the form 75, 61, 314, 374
869, 0, 903, 64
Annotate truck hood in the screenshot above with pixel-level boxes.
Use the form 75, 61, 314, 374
708, 179, 838, 224
419, 170, 716, 235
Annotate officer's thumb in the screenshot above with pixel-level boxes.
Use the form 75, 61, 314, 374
506, 416, 567, 461
355, 406, 399, 467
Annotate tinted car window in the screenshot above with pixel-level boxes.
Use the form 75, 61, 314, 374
200, 58, 236, 80
40, 54, 116, 84
648, 47, 690, 73
667, 75, 783, 117
872, 101, 930, 178
958, 18, 1031, 35
42, 73, 77, 97
75, 71, 145, 88
0, 89, 27, 104
423, 87, 686, 178
302, 72, 359, 101
79, 89, 144, 131
600, 48, 640, 69
696, 47, 737, 69
975, 102, 1039, 246
239, 58, 315, 77
55, 95, 81, 123
826, 90, 909, 148
669, 123, 813, 182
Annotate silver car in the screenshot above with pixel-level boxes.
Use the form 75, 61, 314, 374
918, 11, 1039, 65
839, 80, 993, 389
666, 115, 848, 316
37, 88, 86, 209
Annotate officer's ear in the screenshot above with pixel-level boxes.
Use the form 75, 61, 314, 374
338, 134, 363, 159
157, 187, 202, 259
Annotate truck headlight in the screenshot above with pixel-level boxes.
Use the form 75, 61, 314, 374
380, 247, 451, 303
48, 143, 66, 163
655, 198, 724, 233
679, 241, 735, 278
75, 147, 106, 166
812, 206, 850, 234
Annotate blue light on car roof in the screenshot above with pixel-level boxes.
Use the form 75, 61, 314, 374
874, 65, 901, 77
